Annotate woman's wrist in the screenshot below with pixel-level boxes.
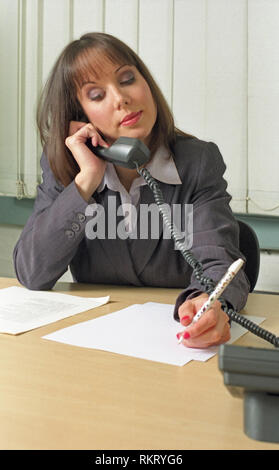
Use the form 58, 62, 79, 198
74, 171, 99, 202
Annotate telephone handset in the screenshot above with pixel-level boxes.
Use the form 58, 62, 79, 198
93, 136, 150, 169
92, 137, 279, 348
75, 114, 149, 167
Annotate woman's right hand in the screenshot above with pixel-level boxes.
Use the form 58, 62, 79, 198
65, 121, 109, 201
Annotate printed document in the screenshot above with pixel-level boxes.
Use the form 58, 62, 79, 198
0, 286, 109, 334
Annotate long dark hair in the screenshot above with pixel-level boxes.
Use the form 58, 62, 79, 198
37, 32, 192, 186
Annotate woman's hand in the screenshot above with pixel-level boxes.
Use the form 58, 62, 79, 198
177, 293, 231, 348
65, 121, 109, 201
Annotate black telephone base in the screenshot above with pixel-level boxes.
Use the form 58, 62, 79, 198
219, 344, 279, 443
244, 391, 279, 443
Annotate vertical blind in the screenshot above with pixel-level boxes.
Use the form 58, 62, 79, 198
0, 0, 278, 215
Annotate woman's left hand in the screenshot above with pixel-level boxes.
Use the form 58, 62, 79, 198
177, 293, 231, 348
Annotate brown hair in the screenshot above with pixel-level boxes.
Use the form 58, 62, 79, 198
37, 32, 193, 186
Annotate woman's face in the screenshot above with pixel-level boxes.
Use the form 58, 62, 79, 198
77, 59, 157, 146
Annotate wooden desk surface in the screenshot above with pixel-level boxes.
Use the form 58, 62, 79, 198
0, 277, 279, 450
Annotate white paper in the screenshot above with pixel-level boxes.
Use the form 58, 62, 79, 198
43, 301, 266, 366
0, 286, 110, 334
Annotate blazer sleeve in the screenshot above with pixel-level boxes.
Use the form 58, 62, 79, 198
173, 141, 250, 318
13, 153, 92, 290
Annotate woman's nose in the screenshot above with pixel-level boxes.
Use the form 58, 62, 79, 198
112, 87, 131, 109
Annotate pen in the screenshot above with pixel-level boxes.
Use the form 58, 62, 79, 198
178, 258, 245, 344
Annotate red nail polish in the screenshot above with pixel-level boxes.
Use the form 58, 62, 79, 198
183, 331, 190, 339
181, 315, 190, 323
176, 333, 181, 339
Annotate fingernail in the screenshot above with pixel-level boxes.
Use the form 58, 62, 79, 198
176, 332, 182, 340
183, 331, 190, 339
181, 315, 190, 323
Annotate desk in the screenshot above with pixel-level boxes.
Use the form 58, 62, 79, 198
0, 277, 279, 450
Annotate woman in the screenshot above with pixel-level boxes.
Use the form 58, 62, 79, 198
13, 32, 250, 349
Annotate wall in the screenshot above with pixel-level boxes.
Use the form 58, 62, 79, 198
1, 0, 279, 215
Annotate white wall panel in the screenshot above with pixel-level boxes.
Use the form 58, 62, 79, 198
0, 0, 19, 196
248, 0, 279, 215
173, 0, 206, 136
205, 0, 247, 213
173, 0, 247, 213
139, 0, 174, 106
42, 0, 71, 84
72, 0, 104, 39
104, 0, 139, 51
22, 0, 42, 197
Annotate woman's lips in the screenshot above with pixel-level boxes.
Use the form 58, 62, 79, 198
120, 111, 143, 126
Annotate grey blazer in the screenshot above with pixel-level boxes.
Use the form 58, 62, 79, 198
13, 136, 250, 318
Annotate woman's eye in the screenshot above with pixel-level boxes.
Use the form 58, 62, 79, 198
120, 74, 135, 85
88, 90, 104, 101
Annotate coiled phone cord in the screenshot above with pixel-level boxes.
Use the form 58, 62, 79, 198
135, 164, 279, 348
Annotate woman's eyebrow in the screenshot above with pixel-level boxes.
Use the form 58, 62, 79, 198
81, 64, 130, 88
